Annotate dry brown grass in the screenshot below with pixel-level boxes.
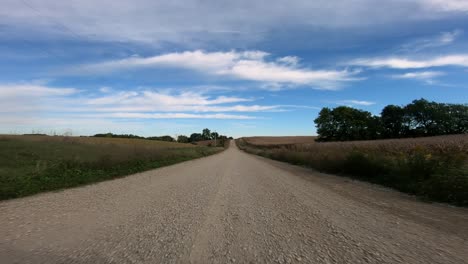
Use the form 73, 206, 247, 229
1, 135, 194, 149
243, 134, 468, 152
244, 136, 317, 146
238, 134, 468, 206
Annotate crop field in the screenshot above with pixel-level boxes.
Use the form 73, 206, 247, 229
243, 136, 317, 146
0, 135, 224, 200
237, 134, 468, 206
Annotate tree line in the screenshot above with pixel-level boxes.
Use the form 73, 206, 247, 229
314, 98, 468, 142
178, 128, 232, 146
93, 128, 232, 145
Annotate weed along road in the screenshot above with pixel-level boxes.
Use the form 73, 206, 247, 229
1, 141, 467, 264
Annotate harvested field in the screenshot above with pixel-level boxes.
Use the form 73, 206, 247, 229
244, 136, 317, 146
237, 134, 468, 206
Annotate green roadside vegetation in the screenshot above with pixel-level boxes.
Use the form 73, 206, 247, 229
0, 135, 226, 200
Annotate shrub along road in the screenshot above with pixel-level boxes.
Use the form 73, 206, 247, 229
1, 141, 467, 263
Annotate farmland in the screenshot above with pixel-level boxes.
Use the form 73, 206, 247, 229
0, 135, 225, 200
237, 134, 468, 206
242, 136, 316, 146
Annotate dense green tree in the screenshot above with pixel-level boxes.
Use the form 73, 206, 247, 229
315, 106, 380, 141
202, 128, 211, 140
315, 98, 468, 142
189, 133, 203, 142
147, 135, 174, 142
381, 105, 408, 138
177, 135, 189, 143
444, 104, 468, 134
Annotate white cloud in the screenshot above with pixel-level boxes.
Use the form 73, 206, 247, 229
276, 56, 300, 66
99, 86, 113, 93
439, 30, 463, 44
86, 90, 256, 112
105, 113, 256, 120
421, 0, 468, 12
350, 54, 468, 69
391, 71, 445, 80
1, 83, 291, 133
2, 0, 461, 46
0, 84, 78, 97
399, 29, 462, 52
77, 50, 358, 89
336, 100, 376, 106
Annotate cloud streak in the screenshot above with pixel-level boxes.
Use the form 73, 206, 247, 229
399, 30, 462, 52
2, 0, 464, 46
106, 113, 256, 120
421, 0, 468, 12
76, 50, 358, 89
336, 100, 376, 106
350, 54, 468, 69
391, 71, 445, 80
0, 83, 284, 124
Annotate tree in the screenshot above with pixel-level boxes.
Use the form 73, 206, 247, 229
202, 128, 211, 140
404, 99, 437, 136
381, 105, 407, 138
177, 135, 189, 143
210, 132, 219, 140
147, 135, 174, 142
444, 104, 468, 134
314, 108, 336, 141
315, 98, 468, 142
315, 106, 380, 141
189, 133, 203, 142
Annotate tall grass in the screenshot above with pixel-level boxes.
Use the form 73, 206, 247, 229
0, 135, 225, 200
237, 135, 468, 206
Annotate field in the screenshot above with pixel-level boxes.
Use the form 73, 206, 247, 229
237, 134, 468, 206
243, 136, 316, 146
0, 135, 225, 200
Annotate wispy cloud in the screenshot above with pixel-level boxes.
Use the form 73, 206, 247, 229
0, 83, 283, 124
2, 0, 464, 46
350, 54, 468, 69
399, 30, 462, 52
276, 56, 300, 66
421, 0, 468, 12
0, 84, 78, 97
73, 50, 359, 89
391, 71, 445, 80
104, 113, 256, 120
335, 100, 376, 106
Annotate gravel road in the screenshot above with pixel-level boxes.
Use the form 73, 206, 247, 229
1, 141, 468, 264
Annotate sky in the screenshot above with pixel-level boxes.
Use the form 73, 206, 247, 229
1, 0, 468, 137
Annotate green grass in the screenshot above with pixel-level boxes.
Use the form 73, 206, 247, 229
0, 135, 224, 200
237, 135, 468, 206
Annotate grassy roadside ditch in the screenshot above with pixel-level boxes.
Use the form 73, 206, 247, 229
236, 135, 468, 206
0, 135, 226, 200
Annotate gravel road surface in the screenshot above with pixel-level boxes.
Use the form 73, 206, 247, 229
1, 141, 467, 263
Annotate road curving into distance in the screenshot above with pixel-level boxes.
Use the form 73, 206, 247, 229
1, 141, 467, 263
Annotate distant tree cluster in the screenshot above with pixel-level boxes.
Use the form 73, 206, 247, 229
184, 128, 231, 146
93, 133, 144, 139
92, 133, 174, 142
92, 129, 232, 145
147, 136, 175, 142
186, 128, 224, 143
314, 98, 468, 142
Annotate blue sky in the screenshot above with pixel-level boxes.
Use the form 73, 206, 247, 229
1, 0, 468, 137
